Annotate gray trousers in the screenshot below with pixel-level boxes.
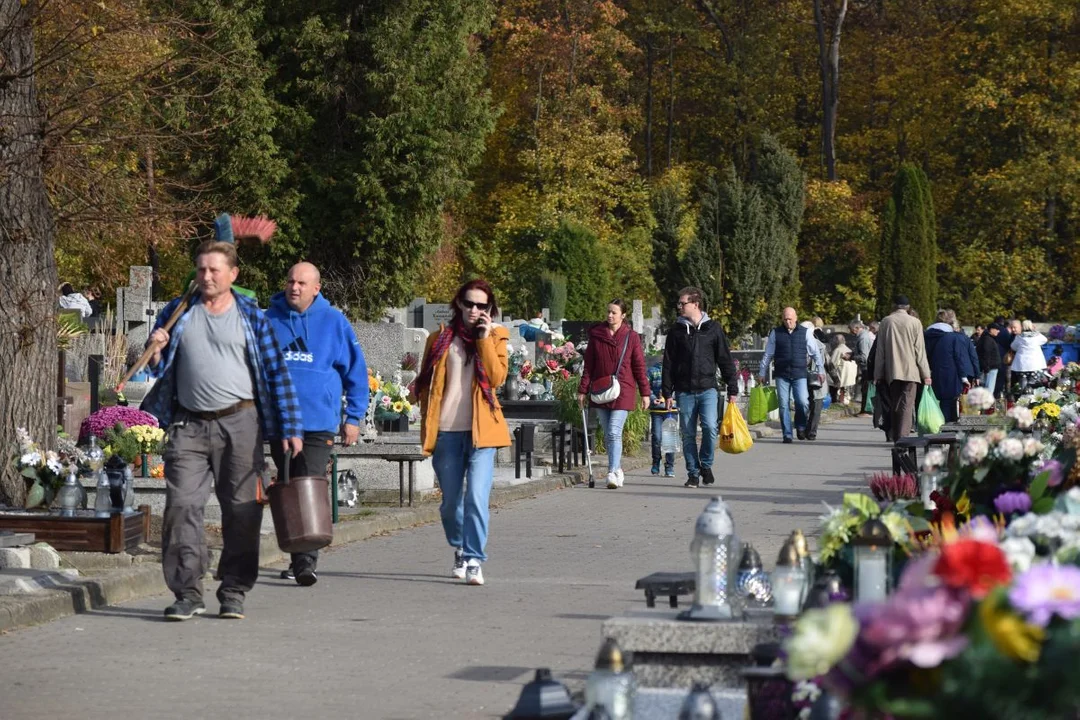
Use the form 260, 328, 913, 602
882, 380, 918, 442
161, 405, 264, 604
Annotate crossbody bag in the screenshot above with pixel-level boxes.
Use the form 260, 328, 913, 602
589, 332, 632, 404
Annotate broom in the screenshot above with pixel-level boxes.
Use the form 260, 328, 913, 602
115, 214, 278, 393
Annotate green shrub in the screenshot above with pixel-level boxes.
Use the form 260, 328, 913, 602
537, 271, 567, 321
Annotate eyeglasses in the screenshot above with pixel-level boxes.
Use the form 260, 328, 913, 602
461, 300, 489, 310
676, 300, 696, 308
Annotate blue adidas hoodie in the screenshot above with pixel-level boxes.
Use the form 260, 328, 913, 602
266, 292, 369, 434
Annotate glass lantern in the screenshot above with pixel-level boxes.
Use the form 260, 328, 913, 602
585, 638, 635, 720
56, 468, 82, 517
771, 539, 807, 622
683, 497, 743, 621
918, 469, 941, 510
853, 518, 893, 603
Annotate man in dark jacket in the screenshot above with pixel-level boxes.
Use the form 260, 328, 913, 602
925, 310, 979, 422
759, 308, 826, 443
661, 287, 739, 488
977, 324, 1003, 397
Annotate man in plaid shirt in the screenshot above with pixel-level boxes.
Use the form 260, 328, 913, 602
141, 241, 302, 622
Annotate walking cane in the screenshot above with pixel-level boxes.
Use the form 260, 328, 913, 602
581, 406, 595, 489
115, 280, 197, 394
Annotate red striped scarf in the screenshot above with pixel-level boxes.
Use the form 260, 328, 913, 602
415, 319, 497, 410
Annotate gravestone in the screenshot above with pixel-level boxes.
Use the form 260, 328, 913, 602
406, 297, 426, 328
632, 300, 645, 333
353, 321, 406, 378
403, 327, 429, 358
116, 266, 167, 350
421, 304, 453, 333
561, 321, 592, 346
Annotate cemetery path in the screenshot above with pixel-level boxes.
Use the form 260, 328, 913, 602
0, 417, 885, 720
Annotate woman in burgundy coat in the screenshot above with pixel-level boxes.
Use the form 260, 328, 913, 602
577, 300, 651, 488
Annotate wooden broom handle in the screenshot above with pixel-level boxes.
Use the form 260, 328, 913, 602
115, 281, 197, 393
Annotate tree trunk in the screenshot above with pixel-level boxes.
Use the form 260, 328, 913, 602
815, 0, 848, 181
0, 0, 59, 507
666, 36, 676, 170
645, 35, 654, 177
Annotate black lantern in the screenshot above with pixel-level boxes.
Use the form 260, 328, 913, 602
503, 668, 578, 720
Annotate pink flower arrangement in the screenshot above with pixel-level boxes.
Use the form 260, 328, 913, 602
80, 406, 159, 442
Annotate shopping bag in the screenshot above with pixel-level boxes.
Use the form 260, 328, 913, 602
917, 386, 946, 435
863, 383, 876, 414
719, 402, 753, 454
822, 393, 831, 411
747, 386, 769, 425
763, 385, 780, 412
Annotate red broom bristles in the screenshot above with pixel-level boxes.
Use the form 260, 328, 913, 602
230, 215, 277, 244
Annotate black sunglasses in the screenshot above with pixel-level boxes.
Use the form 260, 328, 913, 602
461, 300, 489, 310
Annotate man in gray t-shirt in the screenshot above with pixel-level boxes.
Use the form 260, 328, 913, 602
174, 303, 255, 412
143, 241, 302, 622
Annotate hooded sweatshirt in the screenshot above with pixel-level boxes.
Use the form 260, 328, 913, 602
266, 292, 369, 434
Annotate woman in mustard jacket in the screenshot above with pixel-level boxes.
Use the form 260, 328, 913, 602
414, 279, 510, 586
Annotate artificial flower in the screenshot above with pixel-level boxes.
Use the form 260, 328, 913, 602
392, 401, 404, 413
998, 537, 1036, 573
1009, 564, 1080, 626
1036, 459, 1065, 487
1033, 403, 1061, 420
934, 538, 1011, 598
956, 492, 972, 517
962, 515, 1002, 544
923, 448, 946, 471
1008, 406, 1035, 430
855, 583, 969, 674
966, 386, 995, 411
996, 437, 1024, 462
979, 590, 1045, 663
784, 604, 859, 681
961, 436, 990, 465
994, 491, 1032, 516
1023, 438, 1045, 457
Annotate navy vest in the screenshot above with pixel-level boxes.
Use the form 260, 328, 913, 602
773, 326, 808, 380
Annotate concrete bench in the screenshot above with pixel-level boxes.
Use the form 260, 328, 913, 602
332, 438, 426, 508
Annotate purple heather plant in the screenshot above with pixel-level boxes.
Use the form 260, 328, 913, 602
79, 406, 158, 442
993, 491, 1033, 516
868, 472, 919, 502
1008, 564, 1080, 627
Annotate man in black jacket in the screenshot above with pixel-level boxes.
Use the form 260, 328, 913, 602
977, 324, 1003, 397
661, 287, 739, 488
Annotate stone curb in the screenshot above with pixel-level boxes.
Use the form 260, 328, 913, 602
0, 463, 612, 634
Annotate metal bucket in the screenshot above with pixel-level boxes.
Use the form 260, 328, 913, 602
268, 452, 333, 554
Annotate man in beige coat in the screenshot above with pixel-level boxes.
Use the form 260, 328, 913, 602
873, 295, 932, 441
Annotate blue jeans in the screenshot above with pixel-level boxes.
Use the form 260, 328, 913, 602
676, 389, 718, 479
432, 431, 496, 563
775, 377, 809, 439
596, 408, 629, 473
982, 369, 999, 398
651, 413, 676, 471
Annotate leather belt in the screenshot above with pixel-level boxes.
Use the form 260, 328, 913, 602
181, 399, 255, 421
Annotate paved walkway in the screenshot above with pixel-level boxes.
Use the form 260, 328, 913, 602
0, 417, 886, 720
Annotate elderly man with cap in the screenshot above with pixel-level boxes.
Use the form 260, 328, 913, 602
874, 294, 932, 442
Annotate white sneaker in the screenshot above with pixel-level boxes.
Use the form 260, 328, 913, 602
451, 548, 467, 579
606, 472, 619, 489
465, 559, 484, 586
615, 469, 625, 487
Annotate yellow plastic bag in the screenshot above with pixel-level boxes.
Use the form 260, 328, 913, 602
719, 401, 753, 454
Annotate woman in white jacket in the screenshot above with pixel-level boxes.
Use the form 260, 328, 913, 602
1010, 321, 1047, 372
